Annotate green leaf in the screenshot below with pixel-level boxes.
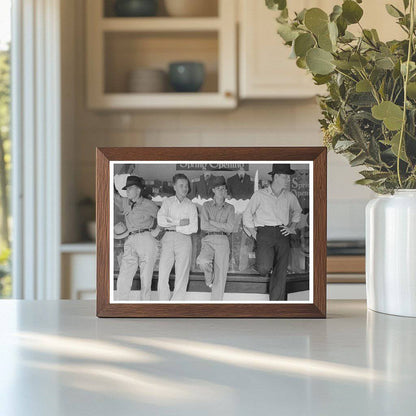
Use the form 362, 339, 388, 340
401, 61, 416, 77
362, 29, 375, 44
403, 0, 410, 10
359, 170, 391, 180
385, 4, 404, 18
277, 23, 299, 42
356, 79, 372, 92
369, 136, 381, 162
296, 57, 307, 69
342, 0, 363, 24
328, 21, 338, 45
407, 82, 416, 99
371, 29, 380, 42
378, 78, 386, 100
306, 48, 335, 75
313, 74, 332, 85
393, 61, 402, 79
334, 139, 356, 152
381, 132, 409, 162
350, 152, 368, 167
350, 53, 368, 69
333, 59, 353, 70
318, 31, 334, 52
349, 92, 377, 107
304, 8, 329, 35
339, 31, 356, 42
372, 101, 404, 130
344, 113, 368, 147
355, 178, 377, 185
266, 0, 287, 11
375, 56, 396, 70
336, 15, 348, 36
330, 5, 343, 22
294, 33, 315, 57
295, 8, 307, 22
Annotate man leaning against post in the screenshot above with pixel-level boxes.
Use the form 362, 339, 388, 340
197, 176, 235, 301
157, 173, 198, 301
114, 176, 159, 301
243, 164, 302, 301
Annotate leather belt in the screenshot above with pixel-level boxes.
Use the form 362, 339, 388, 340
165, 229, 177, 232
129, 229, 151, 235
205, 232, 227, 236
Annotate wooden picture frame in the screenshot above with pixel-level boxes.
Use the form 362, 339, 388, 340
96, 147, 327, 318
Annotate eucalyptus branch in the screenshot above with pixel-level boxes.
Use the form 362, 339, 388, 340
358, 22, 378, 49
393, 85, 404, 103
334, 67, 358, 83
390, 78, 398, 101
397, 0, 415, 187
358, 68, 381, 104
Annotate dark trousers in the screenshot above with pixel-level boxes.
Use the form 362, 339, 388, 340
255, 226, 290, 301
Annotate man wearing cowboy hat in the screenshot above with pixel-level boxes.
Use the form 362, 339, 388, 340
243, 164, 302, 301
196, 176, 235, 300
157, 173, 198, 301
114, 175, 159, 301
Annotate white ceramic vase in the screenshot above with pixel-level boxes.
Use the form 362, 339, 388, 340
366, 190, 416, 317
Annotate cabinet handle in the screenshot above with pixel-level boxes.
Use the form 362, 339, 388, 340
225, 91, 234, 98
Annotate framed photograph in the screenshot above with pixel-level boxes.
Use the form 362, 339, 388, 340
96, 147, 327, 318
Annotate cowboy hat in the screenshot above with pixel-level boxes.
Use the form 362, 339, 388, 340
122, 176, 145, 190
268, 164, 295, 175
211, 175, 226, 188
114, 222, 129, 239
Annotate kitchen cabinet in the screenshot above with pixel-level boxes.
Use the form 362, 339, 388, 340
239, 0, 326, 99
238, 0, 405, 99
86, 0, 237, 109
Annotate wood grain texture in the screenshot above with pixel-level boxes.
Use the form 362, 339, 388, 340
327, 256, 365, 274
96, 147, 327, 318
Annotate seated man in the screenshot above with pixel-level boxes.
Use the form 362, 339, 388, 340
197, 176, 235, 301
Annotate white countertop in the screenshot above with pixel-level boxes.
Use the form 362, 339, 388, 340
0, 300, 415, 415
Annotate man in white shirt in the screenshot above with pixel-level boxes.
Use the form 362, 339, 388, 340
157, 173, 198, 301
243, 164, 302, 301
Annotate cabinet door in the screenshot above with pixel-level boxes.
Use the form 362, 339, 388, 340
239, 0, 406, 99
239, 0, 322, 99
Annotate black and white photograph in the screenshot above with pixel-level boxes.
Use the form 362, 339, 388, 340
110, 161, 312, 303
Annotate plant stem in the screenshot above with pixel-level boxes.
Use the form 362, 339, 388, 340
397, 0, 415, 188
334, 68, 357, 83
358, 69, 380, 104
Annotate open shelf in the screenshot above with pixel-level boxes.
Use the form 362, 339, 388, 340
104, 31, 218, 94
90, 93, 235, 109
101, 17, 221, 32
103, 0, 219, 18
86, 0, 236, 109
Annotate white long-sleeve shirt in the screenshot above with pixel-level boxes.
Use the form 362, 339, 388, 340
157, 196, 198, 235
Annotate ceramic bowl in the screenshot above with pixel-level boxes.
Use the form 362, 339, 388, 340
114, 0, 158, 17
168, 62, 205, 92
